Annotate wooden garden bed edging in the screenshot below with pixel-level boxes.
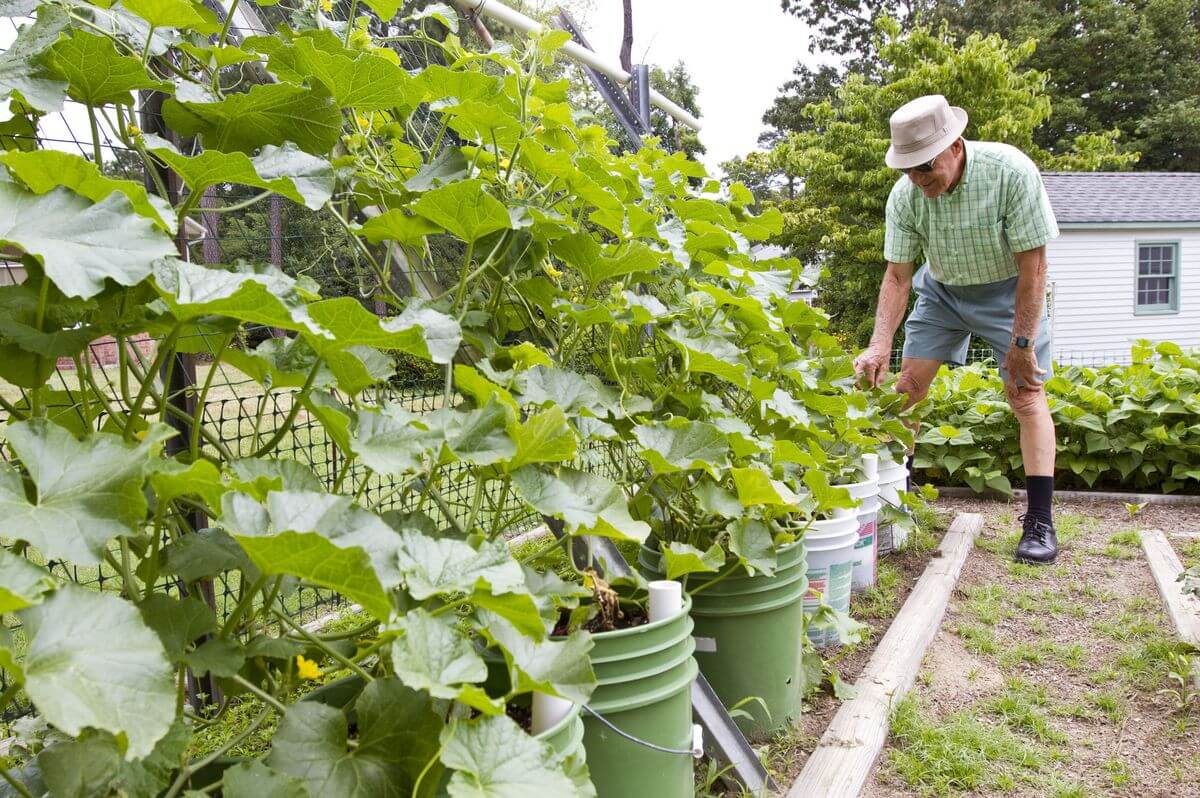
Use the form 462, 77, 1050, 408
785, 512, 984, 798
1140, 529, 1200, 646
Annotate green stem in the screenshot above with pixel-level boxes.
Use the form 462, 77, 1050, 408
451, 240, 476, 314
0, 765, 35, 798
274, 606, 375, 683
688, 561, 740, 595
247, 360, 323, 458
412, 726, 451, 798
190, 334, 234, 459
141, 25, 155, 66
516, 533, 563, 564
86, 104, 104, 167
230, 675, 288, 713
30, 276, 50, 416
297, 617, 379, 642
127, 324, 181, 439
488, 474, 513, 538
220, 575, 268, 637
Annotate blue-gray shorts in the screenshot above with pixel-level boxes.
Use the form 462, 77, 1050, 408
902, 266, 1052, 386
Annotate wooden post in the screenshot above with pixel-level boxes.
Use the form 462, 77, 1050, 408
787, 512, 984, 798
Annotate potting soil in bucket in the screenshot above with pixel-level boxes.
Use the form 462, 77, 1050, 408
801, 509, 859, 648
844, 456, 882, 592
877, 455, 910, 554
638, 542, 807, 739
579, 594, 699, 798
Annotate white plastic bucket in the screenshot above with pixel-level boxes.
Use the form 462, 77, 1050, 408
842, 468, 881, 592
877, 459, 910, 553
801, 508, 859, 648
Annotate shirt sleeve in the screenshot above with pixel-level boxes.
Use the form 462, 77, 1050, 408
884, 182, 921, 264
1003, 164, 1060, 253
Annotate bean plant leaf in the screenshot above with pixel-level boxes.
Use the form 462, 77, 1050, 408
21, 584, 175, 759
0, 148, 173, 229
0, 184, 177, 299
512, 467, 650, 541
222, 761, 308, 798
163, 82, 341, 154
440, 714, 578, 798
0, 420, 174, 564
267, 677, 443, 797
412, 179, 510, 243
0, 549, 56, 614
47, 30, 170, 105
481, 612, 595, 704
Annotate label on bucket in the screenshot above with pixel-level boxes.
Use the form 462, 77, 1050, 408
855, 519, 876, 550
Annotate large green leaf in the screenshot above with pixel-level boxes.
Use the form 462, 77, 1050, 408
305, 297, 462, 364
0, 420, 173, 564
511, 467, 650, 541
351, 404, 440, 476
21, 585, 175, 759
660, 542, 725, 579
426, 400, 516, 466
359, 210, 442, 246
507, 407, 577, 470
37, 722, 191, 798
152, 259, 322, 334
550, 234, 660, 288
0, 549, 55, 614
412, 179, 510, 243
440, 714, 579, 798
0, 149, 172, 228
0, 183, 176, 299
144, 137, 334, 210
731, 466, 799, 507
633, 418, 729, 477
396, 532, 526, 600
137, 593, 217, 663
390, 609, 498, 712
47, 30, 169, 105
728, 519, 776, 576
256, 34, 416, 110
163, 82, 341, 155
121, 0, 221, 33
482, 612, 595, 704
267, 678, 443, 797
663, 324, 750, 388
0, 6, 69, 112
222, 761, 308, 798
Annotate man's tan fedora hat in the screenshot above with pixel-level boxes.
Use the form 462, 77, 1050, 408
885, 95, 969, 169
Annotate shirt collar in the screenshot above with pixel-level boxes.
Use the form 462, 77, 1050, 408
959, 139, 975, 186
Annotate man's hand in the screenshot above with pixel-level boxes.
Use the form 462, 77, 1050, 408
854, 343, 892, 388
1003, 345, 1046, 390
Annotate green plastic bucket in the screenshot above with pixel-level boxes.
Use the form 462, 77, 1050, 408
579, 594, 699, 798
800, 510, 859, 648
639, 542, 807, 738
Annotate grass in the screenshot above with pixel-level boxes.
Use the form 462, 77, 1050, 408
984, 679, 1068, 746
961, 584, 1004, 626
852, 561, 900, 620
954, 622, 997, 655
886, 695, 1053, 795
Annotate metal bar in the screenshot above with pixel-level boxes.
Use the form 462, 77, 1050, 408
450, 0, 701, 131
554, 11, 645, 149
634, 64, 651, 132
692, 673, 779, 795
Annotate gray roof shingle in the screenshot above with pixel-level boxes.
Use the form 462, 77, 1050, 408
1041, 172, 1200, 224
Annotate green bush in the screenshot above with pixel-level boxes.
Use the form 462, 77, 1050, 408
916, 341, 1200, 493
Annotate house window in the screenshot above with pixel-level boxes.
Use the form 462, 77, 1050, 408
1135, 242, 1180, 314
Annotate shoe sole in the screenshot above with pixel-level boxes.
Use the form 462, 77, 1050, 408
1013, 553, 1057, 566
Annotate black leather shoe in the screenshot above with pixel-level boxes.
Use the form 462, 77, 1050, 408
1015, 514, 1058, 564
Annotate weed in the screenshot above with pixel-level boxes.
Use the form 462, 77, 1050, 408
886, 695, 1050, 795
955, 623, 997, 655
1049, 779, 1089, 798
1116, 637, 1191, 692
1100, 544, 1136, 560
1052, 642, 1087, 671
1085, 690, 1128, 725
1007, 561, 1046, 581
962, 584, 1004, 626
853, 562, 900, 620
999, 641, 1054, 670
1094, 610, 1158, 642
1103, 758, 1131, 788
986, 680, 1068, 745
1107, 530, 1140, 547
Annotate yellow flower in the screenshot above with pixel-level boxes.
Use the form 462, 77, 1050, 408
543, 263, 563, 279
356, 113, 370, 129
319, 0, 332, 12
296, 655, 321, 680
134, 429, 148, 440
127, 124, 141, 137
499, 157, 511, 170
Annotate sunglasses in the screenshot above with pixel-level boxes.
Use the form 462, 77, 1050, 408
902, 156, 937, 174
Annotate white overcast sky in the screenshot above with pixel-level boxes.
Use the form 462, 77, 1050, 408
569, 1, 832, 172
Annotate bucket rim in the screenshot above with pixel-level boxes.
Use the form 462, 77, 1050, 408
584, 593, 695, 642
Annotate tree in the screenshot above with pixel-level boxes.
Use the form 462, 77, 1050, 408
769, 19, 1136, 346
650, 61, 704, 160
779, 0, 1200, 171
759, 63, 843, 148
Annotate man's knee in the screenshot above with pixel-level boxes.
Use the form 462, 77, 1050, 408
895, 370, 932, 402
1006, 383, 1048, 419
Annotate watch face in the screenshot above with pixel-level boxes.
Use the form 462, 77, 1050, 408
1015, 336, 1030, 349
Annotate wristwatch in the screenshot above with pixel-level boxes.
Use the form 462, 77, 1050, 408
1012, 335, 1030, 349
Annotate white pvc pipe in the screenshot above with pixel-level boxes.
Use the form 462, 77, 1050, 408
531, 693, 574, 734
452, 0, 703, 131
648, 579, 683, 622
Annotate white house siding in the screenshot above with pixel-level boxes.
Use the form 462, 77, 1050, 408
1045, 226, 1200, 364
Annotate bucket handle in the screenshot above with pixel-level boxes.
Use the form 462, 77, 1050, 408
581, 705, 703, 758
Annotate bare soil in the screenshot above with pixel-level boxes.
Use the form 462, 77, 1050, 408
863, 496, 1200, 798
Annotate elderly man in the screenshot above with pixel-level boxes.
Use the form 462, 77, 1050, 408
854, 95, 1060, 564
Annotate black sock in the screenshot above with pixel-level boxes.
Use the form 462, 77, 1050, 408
905, 454, 914, 492
1025, 476, 1054, 524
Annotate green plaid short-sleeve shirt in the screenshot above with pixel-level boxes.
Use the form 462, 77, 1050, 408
884, 141, 1059, 285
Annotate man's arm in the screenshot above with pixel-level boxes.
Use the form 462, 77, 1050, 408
854, 260, 914, 387
1005, 246, 1048, 388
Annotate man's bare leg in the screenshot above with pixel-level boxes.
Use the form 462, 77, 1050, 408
1008, 382, 1058, 563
